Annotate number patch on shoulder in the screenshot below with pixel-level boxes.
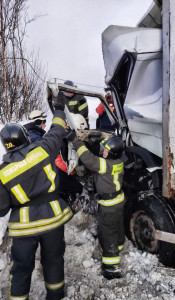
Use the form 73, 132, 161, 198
5, 143, 15, 149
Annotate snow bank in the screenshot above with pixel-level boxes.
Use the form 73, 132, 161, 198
0, 211, 175, 299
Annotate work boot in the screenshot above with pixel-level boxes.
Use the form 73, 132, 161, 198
101, 264, 123, 280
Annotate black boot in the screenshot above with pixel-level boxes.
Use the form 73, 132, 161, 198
46, 289, 64, 300
101, 264, 123, 280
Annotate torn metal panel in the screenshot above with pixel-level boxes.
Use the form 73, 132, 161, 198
102, 26, 163, 158
137, 0, 162, 28
102, 25, 162, 84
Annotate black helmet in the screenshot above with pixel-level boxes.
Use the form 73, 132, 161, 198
0, 123, 30, 153
64, 80, 75, 87
101, 136, 125, 159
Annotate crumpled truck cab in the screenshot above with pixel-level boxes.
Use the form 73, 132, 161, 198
102, 25, 162, 157
101, 4, 175, 268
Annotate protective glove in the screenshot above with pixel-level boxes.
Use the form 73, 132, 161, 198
53, 91, 66, 111
88, 131, 103, 144
65, 129, 77, 142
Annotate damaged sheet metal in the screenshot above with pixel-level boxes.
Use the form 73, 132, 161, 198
102, 25, 162, 84
102, 26, 163, 158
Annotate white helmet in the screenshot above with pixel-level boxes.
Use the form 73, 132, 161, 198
29, 110, 47, 123
70, 113, 88, 130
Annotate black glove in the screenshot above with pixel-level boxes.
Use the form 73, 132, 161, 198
65, 129, 77, 142
53, 91, 66, 111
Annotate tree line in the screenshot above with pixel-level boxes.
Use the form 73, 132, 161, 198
0, 0, 47, 123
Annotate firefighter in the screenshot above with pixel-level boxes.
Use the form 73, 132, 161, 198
63, 80, 89, 127
96, 92, 116, 130
66, 131, 126, 279
24, 109, 47, 142
0, 92, 73, 300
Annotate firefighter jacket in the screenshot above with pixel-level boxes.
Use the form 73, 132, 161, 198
64, 94, 89, 124
0, 110, 73, 238
73, 140, 125, 206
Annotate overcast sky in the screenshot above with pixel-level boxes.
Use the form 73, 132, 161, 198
26, 0, 153, 91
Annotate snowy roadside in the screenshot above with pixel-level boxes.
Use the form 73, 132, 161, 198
0, 211, 175, 300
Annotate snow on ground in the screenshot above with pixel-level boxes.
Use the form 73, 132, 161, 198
0, 107, 175, 299
0, 210, 175, 300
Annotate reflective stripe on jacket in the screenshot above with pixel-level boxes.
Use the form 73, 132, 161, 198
64, 94, 89, 122
73, 140, 125, 206
0, 110, 73, 237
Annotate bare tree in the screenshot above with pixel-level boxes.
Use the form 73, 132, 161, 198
0, 0, 47, 123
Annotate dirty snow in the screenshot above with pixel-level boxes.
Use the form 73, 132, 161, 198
0, 115, 175, 300
0, 211, 175, 300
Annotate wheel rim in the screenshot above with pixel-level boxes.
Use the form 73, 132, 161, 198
130, 211, 158, 253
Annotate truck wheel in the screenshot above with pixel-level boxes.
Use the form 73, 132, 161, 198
124, 191, 175, 267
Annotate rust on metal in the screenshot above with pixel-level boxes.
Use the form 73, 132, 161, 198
168, 147, 175, 200
168, 147, 172, 196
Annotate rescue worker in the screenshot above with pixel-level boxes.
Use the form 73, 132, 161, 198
63, 80, 89, 127
66, 131, 126, 279
24, 109, 47, 142
96, 92, 116, 130
0, 92, 73, 300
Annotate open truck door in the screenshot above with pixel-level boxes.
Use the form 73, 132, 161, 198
47, 81, 118, 214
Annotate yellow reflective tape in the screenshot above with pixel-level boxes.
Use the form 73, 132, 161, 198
98, 157, 106, 174
112, 163, 124, 191
9, 207, 70, 229
9, 273, 12, 299
43, 164, 56, 192
11, 184, 30, 204
0, 147, 49, 184
98, 193, 124, 206
111, 163, 124, 175
52, 117, 66, 128
9, 210, 73, 237
50, 200, 62, 216
78, 102, 87, 111
113, 173, 120, 191
101, 138, 108, 144
9, 294, 29, 300
118, 245, 123, 251
19, 207, 29, 223
69, 101, 78, 106
45, 280, 64, 290
105, 144, 111, 150
77, 145, 88, 157
102, 256, 120, 265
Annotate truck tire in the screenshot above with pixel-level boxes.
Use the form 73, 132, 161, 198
124, 191, 175, 267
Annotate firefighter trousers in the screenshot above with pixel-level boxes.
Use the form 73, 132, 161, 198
97, 199, 126, 265
9, 226, 65, 300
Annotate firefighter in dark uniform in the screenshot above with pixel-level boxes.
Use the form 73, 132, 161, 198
0, 92, 73, 300
66, 132, 126, 279
63, 80, 89, 127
